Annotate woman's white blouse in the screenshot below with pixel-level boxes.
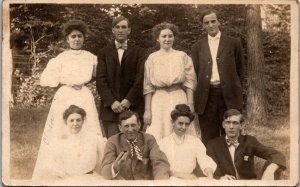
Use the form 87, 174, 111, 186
159, 133, 216, 176
40, 50, 97, 87
143, 49, 197, 95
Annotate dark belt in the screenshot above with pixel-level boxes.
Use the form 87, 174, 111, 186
156, 84, 183, 92
210, 84, 220, 88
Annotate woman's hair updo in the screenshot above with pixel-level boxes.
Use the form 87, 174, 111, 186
170, 104, 195, 122
63, 105, 86, 121
62, 19, 88, 37
152, 22, 179, 40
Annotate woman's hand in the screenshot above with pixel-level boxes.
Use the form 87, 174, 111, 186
72, 84, 82, 90
143, 109, 152, 127
188, 103, 195, 113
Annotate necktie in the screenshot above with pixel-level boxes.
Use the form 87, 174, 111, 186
127, 139, 143, 161
226, 139, 239, 148
116, 42, 127, 50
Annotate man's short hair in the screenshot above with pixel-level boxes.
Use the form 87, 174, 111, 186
223, 109, 244, 123
118, 110, 140, 124
200, 9, 219, 23
112, 16, 130, 28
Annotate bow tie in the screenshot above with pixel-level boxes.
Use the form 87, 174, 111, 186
127, 139, 143, 161
116, 42, 127, 50
226, 139, 239, 148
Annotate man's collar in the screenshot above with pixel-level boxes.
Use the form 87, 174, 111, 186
225, 134, 239, 142
126, 137, 138, 144
208, 31, 221, 40
115, 40, 128, 45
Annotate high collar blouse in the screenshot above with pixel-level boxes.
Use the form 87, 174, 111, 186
143, 49, 197, 95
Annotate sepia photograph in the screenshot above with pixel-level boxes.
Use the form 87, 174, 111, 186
2, 0, 298, 186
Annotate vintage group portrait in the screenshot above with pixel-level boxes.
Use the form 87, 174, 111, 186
2, 0, 298, 186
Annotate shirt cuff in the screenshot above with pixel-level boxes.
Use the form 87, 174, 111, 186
111, 163, 119, 178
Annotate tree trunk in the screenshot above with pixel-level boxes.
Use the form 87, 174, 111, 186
245, 5, 268, 124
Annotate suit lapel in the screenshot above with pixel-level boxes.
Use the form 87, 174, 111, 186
203, 36, 213, 61
120, 43, 134, 65
221, 136, 237, 176
108, 42, 120, 66
217, 34, 226, 57
234, 135, 244, 163
131, 133, 144, 171
119, 134, 130, 152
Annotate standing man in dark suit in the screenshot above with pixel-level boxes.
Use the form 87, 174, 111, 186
101, 110, 170, 180
191, 9, 244, 146
207, 109, 286, 180
96, 16, 145, 138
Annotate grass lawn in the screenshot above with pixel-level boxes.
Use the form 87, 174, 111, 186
10, 106, 50, 180
9, 106, 290, 180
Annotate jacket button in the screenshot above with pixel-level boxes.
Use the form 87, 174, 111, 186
208, 61, 211, 64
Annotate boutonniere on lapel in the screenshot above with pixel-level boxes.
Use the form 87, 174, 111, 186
243, 155, 249, 161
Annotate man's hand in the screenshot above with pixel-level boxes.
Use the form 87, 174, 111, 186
261, 163, 279, 180
111, 101, 124, 113
120, 99, 131, 110
113, 151, 129, 174
220, 174, 236, 180
203, 168, 214, 179
143, 109, 152, 126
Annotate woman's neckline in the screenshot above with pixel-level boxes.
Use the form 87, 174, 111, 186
69, 49, 84, 55
159, 48, 174, 54
172, 132, 185, 145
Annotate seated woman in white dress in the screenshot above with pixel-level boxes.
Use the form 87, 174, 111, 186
159, 104, 216, 180
32, 19, 106, 182
32, 105, 104, 183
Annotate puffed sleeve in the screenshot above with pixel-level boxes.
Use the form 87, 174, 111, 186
195, 138, 217, 176
143, 55, 155, 95
40, 57, 61, 87
183, 54, 197, 91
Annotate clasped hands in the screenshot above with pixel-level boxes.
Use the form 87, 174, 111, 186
111, 99, 131, 113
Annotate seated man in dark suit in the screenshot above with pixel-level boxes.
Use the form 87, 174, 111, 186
101, 110, 170, 180
207, 109, 286, 180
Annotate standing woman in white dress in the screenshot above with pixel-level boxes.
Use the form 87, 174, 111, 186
32, 20, 105, 181
143, 22, 199, 141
